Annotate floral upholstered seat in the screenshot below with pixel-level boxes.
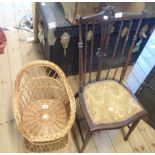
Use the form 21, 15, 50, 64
83, 80, 143, 124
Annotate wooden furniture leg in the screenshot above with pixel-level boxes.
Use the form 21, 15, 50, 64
124, 119, 140, 141
80, 130, 92, 153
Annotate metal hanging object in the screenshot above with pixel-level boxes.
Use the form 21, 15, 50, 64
87, 30, 93, 41
110, 26, 115, 34
48, 22, 57, 46
60, 32, 70, 57
121, 26, 128, 37
139, 24, 148, 38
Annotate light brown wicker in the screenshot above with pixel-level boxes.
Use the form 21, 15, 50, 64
24, 135, 69, 152
13, 60, 76, 152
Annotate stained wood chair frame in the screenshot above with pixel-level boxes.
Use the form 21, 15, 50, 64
74, 6, 148, 152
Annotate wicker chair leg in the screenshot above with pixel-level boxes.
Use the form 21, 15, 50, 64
124, 119, 140, 141
80, 130, 92, 153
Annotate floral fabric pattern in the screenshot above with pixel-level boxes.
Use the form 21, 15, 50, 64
84, 80, 143, 124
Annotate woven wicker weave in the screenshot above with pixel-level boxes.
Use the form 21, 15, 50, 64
13, 60, 76, 152
24, 135, 69, 152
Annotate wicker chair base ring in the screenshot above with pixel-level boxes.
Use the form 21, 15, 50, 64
24, 135, 69, 152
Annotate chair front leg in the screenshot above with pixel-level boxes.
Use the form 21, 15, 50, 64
124, 119, 140, 141
80, 130, 92, 153
76, 113, 84, 142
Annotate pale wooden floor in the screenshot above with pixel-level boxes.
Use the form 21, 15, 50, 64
0, 2, 155, 153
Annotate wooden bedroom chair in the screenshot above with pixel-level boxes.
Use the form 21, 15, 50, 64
75, 6, 148, 152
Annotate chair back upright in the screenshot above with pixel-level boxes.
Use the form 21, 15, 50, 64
76, 6, 147, 92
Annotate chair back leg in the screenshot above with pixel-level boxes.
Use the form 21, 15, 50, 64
124, 119, 140, 141
80, 130, 92, 153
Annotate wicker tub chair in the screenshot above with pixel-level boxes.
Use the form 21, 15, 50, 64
13, 60, 76, 152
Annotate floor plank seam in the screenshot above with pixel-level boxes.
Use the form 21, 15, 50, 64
107, 130, 118, 153
137, 124, 153, 152
6, 37, 21, 153
12, 3, 24, 65
0, 119, 15, 126
91, 133, 99, 153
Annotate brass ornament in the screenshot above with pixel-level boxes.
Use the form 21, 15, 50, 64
87, 30, 93, 41
110, 26, 115, 34
48, 22, 56, 46
60, 32, 70, 57
139, 24, 148, 38
121, 26, 128, 37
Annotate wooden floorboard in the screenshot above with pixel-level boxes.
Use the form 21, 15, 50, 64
0, 122, 18, 152
108, 129, 133, 152
80, 121, 98, 153
0, 43, 19, 152
123, 81, 152, 152
6, 31, 23, 83
123, 126, 151, 152
0, 45, 12, 122
93, 130, 116, 152
5, 31, 23, 153
137, 120, 155, 152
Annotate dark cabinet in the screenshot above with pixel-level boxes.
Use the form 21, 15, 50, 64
38, 2, 155, 75
136, 67, 155, 128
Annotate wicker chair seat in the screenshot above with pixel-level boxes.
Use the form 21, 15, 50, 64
23, 99, 68, 140
83, 80, 143, 124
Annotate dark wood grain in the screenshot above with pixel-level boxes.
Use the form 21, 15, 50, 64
106, 20, 124, 79
113, 20, 133, 79
89, 23, 95, 83
120, 17, 143, 83
84, 24, 88, 85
